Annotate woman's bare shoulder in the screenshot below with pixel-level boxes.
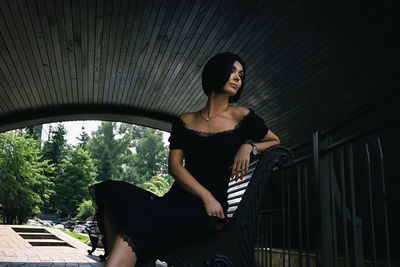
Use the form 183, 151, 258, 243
179, 111, 198, 124
229, 106, 250, 121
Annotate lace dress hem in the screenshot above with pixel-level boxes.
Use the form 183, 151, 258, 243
89, 184, 139, 257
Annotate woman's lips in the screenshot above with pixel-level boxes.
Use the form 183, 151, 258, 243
230, 83, 238, 89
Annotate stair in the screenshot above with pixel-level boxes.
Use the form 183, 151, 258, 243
27, 239, 72, 247
18, 233, 61, 240
12, 227, 48, 233
12, 227, 72, 247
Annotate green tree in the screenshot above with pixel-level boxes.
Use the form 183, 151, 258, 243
40, 124, 69, 214
120, 128, 169, 186
76, 126, 90, 149
143, 175, 173, 197
25, 125, 42, 145
0, 132, 54, 224
88, 122, 135, 181
74, 199, 95, 221
130, 124, 146, 140
41, 124, 68, 166
134, 128, 168, 181
53, 147, 97, 217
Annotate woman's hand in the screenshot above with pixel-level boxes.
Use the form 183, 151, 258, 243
202, 194, 225, 219
230, 143, 252, 181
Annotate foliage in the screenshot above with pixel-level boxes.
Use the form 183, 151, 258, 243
88, 122, 135, 181
0, 121, 172, 224
25, 125, 42, 145
40, 124, 69, 214
117, 165, 144, 186
41, 124, 68, 166
123, 128, 168, 185
52, 147, 97, 217
76, 126, 90, 149
143, 175, 173, 197
0, 131, 54, 224
74, 199, 95, 221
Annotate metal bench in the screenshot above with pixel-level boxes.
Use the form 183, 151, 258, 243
155, 145, 293, 267
87, 145, 293, 266
85, 220, 108, 261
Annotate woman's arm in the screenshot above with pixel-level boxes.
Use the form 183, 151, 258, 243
230, 130, 280, 180
245, 129, 280, 154
168, 149, 225, 219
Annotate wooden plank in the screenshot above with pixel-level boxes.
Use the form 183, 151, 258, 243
71, 0, 83, 104
116, 0, 143, 105
245, 16, 333, 112
256, 46, 350, 124
152, 0, 220, 112
0, 0, 34, 109
8, 0, 43, 108
80, 0, 89, 103
135, 0, 170, 107
52, 0, 72, 105
0, 77, 15, 114
108, 0, 131, 104
97, 0, 113, 103
143, 1, 194, 110
113, 0, 139, 105
166, 0, 250, 114
176, 0, 268, 113
45, 0, 69, 104
15, 0, 50, 108
160, 0, 225, 113
180, 0, 290, 113
169, 0, 252, 114
101, 0, 123, 104
25, 1, 57, 105
62, 0, 78, 104
93, 0, 105, 104
0, 53, 22, 112
86, 0, 96, 103
125, 0, 157, 106
178, 0, 272, 114
32, 0, 60, 106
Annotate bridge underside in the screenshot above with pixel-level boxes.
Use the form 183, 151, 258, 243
0, 0, 398, 147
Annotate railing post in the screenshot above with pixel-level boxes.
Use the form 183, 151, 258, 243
313, 131, 334, 267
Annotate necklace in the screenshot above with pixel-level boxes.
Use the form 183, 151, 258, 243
200, 105, 230, 121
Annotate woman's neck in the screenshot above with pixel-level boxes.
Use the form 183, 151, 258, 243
204, 94, 230, 117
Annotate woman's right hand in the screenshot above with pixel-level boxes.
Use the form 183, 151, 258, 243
202, 194, 225, 219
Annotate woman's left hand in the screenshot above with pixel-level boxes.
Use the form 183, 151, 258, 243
230, 144, 252, 181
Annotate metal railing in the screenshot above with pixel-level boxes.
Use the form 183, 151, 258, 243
254, 119, 397, 266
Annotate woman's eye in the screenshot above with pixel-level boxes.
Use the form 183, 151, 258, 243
232, 69, 243, 78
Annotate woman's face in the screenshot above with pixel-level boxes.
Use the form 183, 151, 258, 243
221, 60, 244, 96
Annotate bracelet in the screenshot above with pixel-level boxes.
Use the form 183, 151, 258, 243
247, 142, 257, 156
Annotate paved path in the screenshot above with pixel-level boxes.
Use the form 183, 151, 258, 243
0, 225, 104, 266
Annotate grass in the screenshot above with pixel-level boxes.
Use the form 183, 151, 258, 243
60, 229, 89, 244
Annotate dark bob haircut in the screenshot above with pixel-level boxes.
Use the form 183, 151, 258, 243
201, 52, 246, 103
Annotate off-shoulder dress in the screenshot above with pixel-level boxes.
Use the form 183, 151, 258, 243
90, 108, 269, 262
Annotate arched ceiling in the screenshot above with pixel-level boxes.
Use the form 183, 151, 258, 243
0, 0, 398, 148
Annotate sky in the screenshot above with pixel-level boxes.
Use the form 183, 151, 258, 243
41, 120, 170, 146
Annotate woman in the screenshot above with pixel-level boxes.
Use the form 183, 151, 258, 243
91, 52, 280, 266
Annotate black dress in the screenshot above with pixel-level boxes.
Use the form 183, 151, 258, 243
90, 108, 268, 262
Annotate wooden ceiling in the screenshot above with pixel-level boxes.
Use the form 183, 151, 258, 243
0, 0, 398, 148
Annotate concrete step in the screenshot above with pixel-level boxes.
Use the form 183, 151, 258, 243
27, 239, 72, 247
19, 233, 60, 240
12, 227, 48, 233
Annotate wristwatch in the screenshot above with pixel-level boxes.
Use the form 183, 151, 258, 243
248, 142, 257, 156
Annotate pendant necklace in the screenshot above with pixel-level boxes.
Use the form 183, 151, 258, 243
200, 105, 230, 121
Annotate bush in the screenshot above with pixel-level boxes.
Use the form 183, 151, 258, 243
74, 199, 95, 221
143, 175, 173, 197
